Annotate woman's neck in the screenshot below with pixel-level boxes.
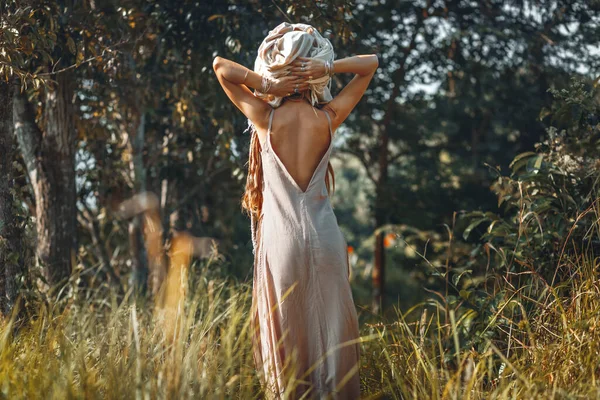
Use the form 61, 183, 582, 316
284, 92, 311, 105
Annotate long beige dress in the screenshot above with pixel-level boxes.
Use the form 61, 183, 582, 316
250, 106, 361, 399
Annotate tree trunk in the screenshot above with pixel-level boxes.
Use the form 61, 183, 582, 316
373, 121, 390, 315
0, 80, 24, 316
13, 73, 77, 291
127, 111, 153, 294
128, 215, 148, 296
372, 228, 385, 315
370, 12, 425, 315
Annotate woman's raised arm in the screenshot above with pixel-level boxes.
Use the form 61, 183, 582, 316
331, 54, 379, 76
213, 56, 310, 129
290, 54, 379, 130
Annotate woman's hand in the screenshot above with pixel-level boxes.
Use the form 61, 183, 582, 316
289, 56, 327, 79
267, 74, 310, 97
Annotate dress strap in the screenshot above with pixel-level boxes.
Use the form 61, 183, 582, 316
267, 107, 275, 134
323, 110, 333, 139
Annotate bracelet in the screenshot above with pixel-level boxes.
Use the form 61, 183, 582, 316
261, 75, 273, 94
243, 69, 250, 84
327, 60, 334, 77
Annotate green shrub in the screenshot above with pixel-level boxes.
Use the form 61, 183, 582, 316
447, 77, 600, 355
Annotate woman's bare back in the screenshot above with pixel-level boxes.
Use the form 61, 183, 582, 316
255, 99, 335, 193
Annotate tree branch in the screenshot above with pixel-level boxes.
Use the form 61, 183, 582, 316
389, 150, 405, 165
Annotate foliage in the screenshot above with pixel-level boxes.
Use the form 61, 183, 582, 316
439, 77, 600, 355
336, 0, 600, 232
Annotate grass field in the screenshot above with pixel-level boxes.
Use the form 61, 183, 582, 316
0, 249, 599, 400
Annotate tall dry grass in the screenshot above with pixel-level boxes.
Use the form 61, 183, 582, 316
1, 240, 599, 399
0, 261, 261, 399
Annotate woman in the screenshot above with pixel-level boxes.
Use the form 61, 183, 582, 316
213, 22, 378, 399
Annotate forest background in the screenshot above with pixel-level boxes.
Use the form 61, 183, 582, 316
1, 0, 600, 398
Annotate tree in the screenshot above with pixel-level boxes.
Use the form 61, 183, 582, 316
331, 0, 600, 314
0, 79, 25, 316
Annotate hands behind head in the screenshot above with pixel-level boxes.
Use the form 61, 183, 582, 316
289, 57, 327, 80
265, 57, 327, 97
268, 74, 311, 97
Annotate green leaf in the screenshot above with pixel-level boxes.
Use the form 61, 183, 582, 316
67, 36, 76, 55
452, 269, 473, 286
463, 218, 488, 240
509, 151, 536, 170
538, 107, 552, 121
526, 155, 543, 174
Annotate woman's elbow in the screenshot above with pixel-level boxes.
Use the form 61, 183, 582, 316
370, 54, 379, 71
212, 56, 224, 72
